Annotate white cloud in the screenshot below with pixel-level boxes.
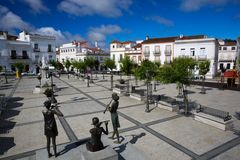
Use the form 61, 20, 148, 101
58, 0, 132, 18
0, 5, 33, 31
22, 0, 49, 13
33, 27, 83, 46
145, 16, 174, 27
87, 24, 122, 48
180, 0, 228, 12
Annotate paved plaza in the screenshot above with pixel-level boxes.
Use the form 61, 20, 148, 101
0, 74, 240, 160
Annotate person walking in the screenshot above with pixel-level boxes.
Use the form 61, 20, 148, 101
42, 100, 63, 158
107, 93, 121, 143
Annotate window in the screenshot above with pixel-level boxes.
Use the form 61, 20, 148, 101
112, 45, 115, 49
34, 43, 38, 49
190, 48, 195, 56
120, 54, 123, 61
144, 46, 150, 56
227, 63, 230, 69
62, 59, 65, 62
49, 55, 53, 59
219, 47, 222, 50
232, 47, 236, 50
223, 47, 227, 50
138, 56, 141, 62
219, 63, 223, 70
200, 48, 206, 55
22, 50, 28, 59
48, 44, 52, 52
180, 48, 186, 55
11, 50, 16, 59
155, 46, 160, 55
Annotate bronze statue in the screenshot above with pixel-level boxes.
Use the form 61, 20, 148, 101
104, 93, 121, 143
86, 117, 109, 152
42, 100, 63, 158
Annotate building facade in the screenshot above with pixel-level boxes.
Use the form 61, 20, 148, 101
141, 36, 176, 64
218, 39, 237, 70
174, 36, 219, 78
59, 41, 109, 70
110, 40, 142, 71
18, 31, 56, 72
0, 31, 32, 72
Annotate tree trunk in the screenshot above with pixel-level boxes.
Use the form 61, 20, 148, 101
200, 76, 206, 94
182, 85, 189, 115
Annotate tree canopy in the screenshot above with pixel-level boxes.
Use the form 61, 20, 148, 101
135, 60, 158, 82
104, 58, 116, 71
13, 62, 25, 73
199, 60, 210, 76
120, 56, 134, 76
64, 59, 71, 71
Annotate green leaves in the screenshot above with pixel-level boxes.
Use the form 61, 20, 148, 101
64, 59, 71, 71
104, 58, 116, 71
198, 60, 210, 76
120, 56, 134, 76
13, 62, 25, 72
135, 60, 158, 82
84, 57, 95, 69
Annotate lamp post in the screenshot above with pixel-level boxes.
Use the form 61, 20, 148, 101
145, 70, 150, 113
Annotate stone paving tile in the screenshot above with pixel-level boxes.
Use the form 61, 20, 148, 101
0, 120, 69, 159
149, 116, 238, 155
114, 128, 191, 160
3, 107, 43, 125
10, 97, 47, 109
119, 104, 177, 123
56, 93, 89, 104
212, 143, 240, 160
59, 100, 103, 117
66, 112, 135, 140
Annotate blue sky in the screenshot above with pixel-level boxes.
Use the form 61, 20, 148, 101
0, 0, 240, 48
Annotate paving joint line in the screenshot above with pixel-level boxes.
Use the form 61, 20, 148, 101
58, 116, 78, 142
59, 77, 200, 159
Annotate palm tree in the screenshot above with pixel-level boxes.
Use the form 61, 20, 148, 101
198, 60, 210, 94
157, 57, 196, 115
104, 58, 116, 89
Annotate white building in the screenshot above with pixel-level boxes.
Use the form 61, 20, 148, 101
218, 39, 237, 70
18, 31, 56, 73
141, 36, 176, 64
0, 31, 32, 72
110, 40, 142, 71
237, 37, 240, 60
174, 35, 219, 78
59, 41, 109, 70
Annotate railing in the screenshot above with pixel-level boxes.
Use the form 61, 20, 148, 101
153, 51, 161, 55
11, 56, 29, 59
34, 48, 40, 52
48, 48, 54, 52
164, 50, 172, 56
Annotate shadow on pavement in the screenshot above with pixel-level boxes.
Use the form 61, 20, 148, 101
113, 132, 146, 160
0, 137, 16, 155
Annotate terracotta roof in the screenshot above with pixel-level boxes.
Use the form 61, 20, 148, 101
133, 43, 142, 48
110, 40, 135, 44
142, 35, 207, 44
223, 40, 237, 46
142, 36, 178, 44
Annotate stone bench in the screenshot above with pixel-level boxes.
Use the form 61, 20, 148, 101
193, 105, 233, 130
156, 96, 179, 112
113, 84, 128, 95
130, 88, 145, 101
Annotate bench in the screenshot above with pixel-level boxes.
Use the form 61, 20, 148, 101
157, 95, 179, 112
113, 84, 128, 95
130, 88, 145, 101
194, 105, 233, 130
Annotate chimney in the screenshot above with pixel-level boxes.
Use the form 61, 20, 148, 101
146, 35, 149, 40
179, 34, 183, 39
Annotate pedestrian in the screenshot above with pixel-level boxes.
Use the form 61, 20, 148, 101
86, 117, 109, 152
108, 93, 121, 143
42, 100, 63, 158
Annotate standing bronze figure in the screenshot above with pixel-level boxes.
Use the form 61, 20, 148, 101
104, 93, 121, 143
42, 100, 63, 158
86, 117, 109, 152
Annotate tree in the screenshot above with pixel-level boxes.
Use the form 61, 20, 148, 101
120, 56, 134, 77
64, 59, 71, 79
49, 60, 64, 71
14, 62, 25, 77
198, 60, 210, 93
135, 60, 158, 112
157, 57, 197, 115
104, 58, 116, 89
84, 57, 96, 79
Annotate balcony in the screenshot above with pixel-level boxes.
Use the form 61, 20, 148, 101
144, 51, 150, 57
164, 50, 172, 56
34, 48, 40, 52
10, 56, 30, 63
197, 55, 207, 61
48, 48, 54, 52
153, 51, 161, 56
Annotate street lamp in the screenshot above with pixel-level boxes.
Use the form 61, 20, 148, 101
145, 70, 150, 113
